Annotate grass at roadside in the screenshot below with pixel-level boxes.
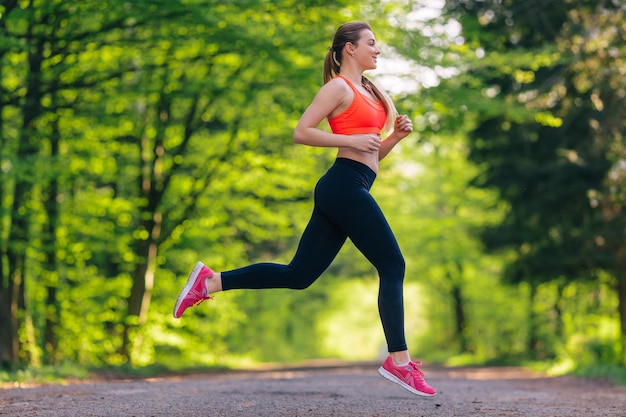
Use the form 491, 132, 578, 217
441, 353, 626, 388
0, 363, 89, 387
569, 364, 626, 386
3, 359, 626, 388
522, 360, 626, 387
1, 361, 252, 388
0, 363, 205, 387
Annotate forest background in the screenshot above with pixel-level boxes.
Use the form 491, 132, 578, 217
1, 0, 625, 384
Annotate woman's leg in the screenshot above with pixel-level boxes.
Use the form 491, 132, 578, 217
316, 175, 407, 354
219, 206, 347, 291
190, 158, 405, 351
350, 197, 407, 353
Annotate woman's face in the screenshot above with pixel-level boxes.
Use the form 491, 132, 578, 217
351, 29, 380, 70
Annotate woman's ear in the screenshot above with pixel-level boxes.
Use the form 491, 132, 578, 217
345, 41, 356, 57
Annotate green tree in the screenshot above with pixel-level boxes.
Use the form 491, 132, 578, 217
442, 0, 626, 362
1, 0, 362, 368
0, 0, 193, 367
107, 1, 360, 363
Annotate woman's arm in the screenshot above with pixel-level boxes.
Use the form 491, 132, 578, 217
293, 79, 349, 147
293, 79, 383, 153
378, 115, 413, 160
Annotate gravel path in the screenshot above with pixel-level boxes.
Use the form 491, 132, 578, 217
1, 362, 625, 416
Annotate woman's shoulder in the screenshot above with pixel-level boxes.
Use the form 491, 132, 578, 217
319, 76, 353, 99
325, 76, 352, 89
312, 77, 354, 114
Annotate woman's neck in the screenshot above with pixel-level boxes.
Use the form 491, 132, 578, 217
339, 68, 363, 86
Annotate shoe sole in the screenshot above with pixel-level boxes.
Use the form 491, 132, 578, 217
173, 261, 206, 318
378, 367, 437, 397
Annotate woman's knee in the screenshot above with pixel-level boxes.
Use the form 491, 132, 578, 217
291, 281, 314, 290
380, 254, 405, 283
286, 264, 320, 290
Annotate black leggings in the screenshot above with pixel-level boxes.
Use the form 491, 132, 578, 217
221, 158, 407, 352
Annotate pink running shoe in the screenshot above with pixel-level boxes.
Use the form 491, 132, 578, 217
173, 262, 214, 318
378, 356, 437, 397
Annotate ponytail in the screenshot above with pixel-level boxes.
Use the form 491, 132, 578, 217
362, 76, 397, 133
323, 47, 341, 84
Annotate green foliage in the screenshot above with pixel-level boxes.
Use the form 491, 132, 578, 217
0, 0, 355, 367
437, 0, 626, 365
569, 364, 626, 387
1, 0, 625, 380
0, 363, 89, 387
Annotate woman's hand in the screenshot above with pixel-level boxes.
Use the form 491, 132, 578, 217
350, 133, 382, 153
394, 115, 413, 139
378, 115, 413, 161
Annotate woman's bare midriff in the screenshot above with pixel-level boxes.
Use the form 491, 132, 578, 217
337, 147, 379, 174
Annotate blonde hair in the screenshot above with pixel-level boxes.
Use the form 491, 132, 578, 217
323, 22, 397, 132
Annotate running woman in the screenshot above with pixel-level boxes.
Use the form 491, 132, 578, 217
173, 21, 437, 397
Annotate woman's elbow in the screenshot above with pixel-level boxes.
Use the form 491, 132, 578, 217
293, 127, 306, 144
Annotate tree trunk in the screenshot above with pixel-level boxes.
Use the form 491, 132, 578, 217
617, 277, 626, 365
120, 101, 168, 363
2, 13, 44, 365
527, 283, 539, 358
120, 239, 158, 361
0, 53, 16, 366
448, 260, 470, 353
451, 284, 469, 352
43, 115, 61, 364
553, 282, 565, 341
0, 267, 20, 366
616, 246, 626, 365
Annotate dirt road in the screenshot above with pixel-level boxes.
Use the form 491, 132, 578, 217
1, 362, 625, 416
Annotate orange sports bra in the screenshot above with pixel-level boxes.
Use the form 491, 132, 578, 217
328, 75, 387, 135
